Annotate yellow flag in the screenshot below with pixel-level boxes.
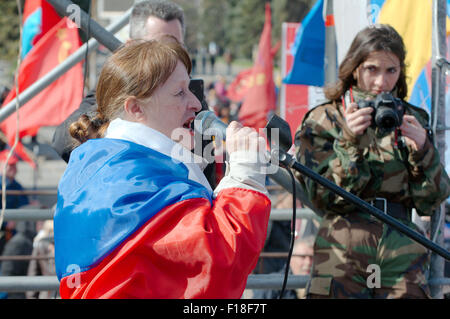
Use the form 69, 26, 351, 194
378, 0, 450, 99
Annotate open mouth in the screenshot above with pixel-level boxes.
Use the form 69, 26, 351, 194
183, 117, 195, 134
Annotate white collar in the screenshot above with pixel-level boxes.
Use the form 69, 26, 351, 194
105, 118, 212, 193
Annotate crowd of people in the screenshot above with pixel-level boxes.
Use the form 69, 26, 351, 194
0, 151, 56, 299
0, 0, 448, 300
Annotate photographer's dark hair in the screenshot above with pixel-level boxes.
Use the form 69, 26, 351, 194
324, 24, 408, 101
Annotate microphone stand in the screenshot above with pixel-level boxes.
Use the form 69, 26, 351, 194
270, 146, 450, 261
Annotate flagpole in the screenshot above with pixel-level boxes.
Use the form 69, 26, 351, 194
0, 9, 130, 124
47, 0, 123, 52
323, 0, 337, 85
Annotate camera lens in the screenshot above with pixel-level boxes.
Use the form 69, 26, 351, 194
375, 107, 400, 131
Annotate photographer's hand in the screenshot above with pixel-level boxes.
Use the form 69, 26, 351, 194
399, 115, 426, 151
344, 102, 374, 136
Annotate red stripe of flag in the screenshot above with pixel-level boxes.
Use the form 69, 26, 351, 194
1, 17, 83, 168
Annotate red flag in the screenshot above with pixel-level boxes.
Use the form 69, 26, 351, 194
1, 17, 83, 167
23, 0, 62, 48
238, 3, 276, 130
226, 68, 253, 102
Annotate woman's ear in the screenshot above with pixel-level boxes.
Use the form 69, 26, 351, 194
124, 96, 145, 122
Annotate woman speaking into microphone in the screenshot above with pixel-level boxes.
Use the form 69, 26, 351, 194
54, 38, 271, 299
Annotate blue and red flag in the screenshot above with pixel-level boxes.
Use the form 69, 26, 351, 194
1, 0, 61, 167
22, 0, 61, 58
1, 1, 83, 168
55, 138, 270, 298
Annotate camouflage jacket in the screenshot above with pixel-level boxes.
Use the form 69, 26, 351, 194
294, 99, 450, 216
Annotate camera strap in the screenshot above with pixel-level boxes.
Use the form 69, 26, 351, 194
340, 87, 355, 113
394, 128, 399, 148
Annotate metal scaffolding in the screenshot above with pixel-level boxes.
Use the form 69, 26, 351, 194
0, 207, 448, 295
429, 0, 449, 299
0, 207, 315, 294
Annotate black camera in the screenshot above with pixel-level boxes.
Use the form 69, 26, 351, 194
357, 92, 405, 132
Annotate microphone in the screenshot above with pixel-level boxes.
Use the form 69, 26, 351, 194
194, 110, 228, 141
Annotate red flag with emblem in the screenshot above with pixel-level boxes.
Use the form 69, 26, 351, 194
237, 2, 276, 130
226, 68, 253, 102
1, 17, 83, 167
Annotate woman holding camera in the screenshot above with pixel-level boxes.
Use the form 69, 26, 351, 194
294, 24, 449, 298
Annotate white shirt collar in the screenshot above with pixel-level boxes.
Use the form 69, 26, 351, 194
105, 118, 212, 193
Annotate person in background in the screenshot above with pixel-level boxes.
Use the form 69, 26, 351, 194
289, 236, 314, 298
1, 220, 36, 299
0, 151, 29, 264
208, 41, 218, 74
214, 75, 228, 104
27, 219, 57, 299
223, 50, 233, 75
252, 236, 314, 299
0, 151, 29, 210
0, 86, 10, 105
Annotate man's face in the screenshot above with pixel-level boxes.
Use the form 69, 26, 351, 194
290, 242, 314, 276
2, 162, 17, 181
144, 16, 183, 43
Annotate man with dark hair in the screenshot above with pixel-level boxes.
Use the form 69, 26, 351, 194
129, 0, 185, 41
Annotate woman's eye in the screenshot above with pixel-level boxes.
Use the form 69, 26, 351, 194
175, 90, 186, 97
366, 66, 376, 72
387, 67, 398, 74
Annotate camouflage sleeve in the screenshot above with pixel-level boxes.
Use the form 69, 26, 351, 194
404, 105, 450, 215
406, 136, 450, 215
294, 104, 372, 213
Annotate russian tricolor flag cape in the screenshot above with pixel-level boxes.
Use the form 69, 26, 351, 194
54, 122, 270, 299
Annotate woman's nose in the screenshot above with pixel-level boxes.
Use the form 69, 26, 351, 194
190, 92, 202, 112
374, 73, 389, 89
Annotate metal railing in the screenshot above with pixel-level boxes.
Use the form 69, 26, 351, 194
0, 274, 311, 293
0, 207, 318, 222
0, 206, 448, 295
2, 275, 450, 293
0, 207, 315, 294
